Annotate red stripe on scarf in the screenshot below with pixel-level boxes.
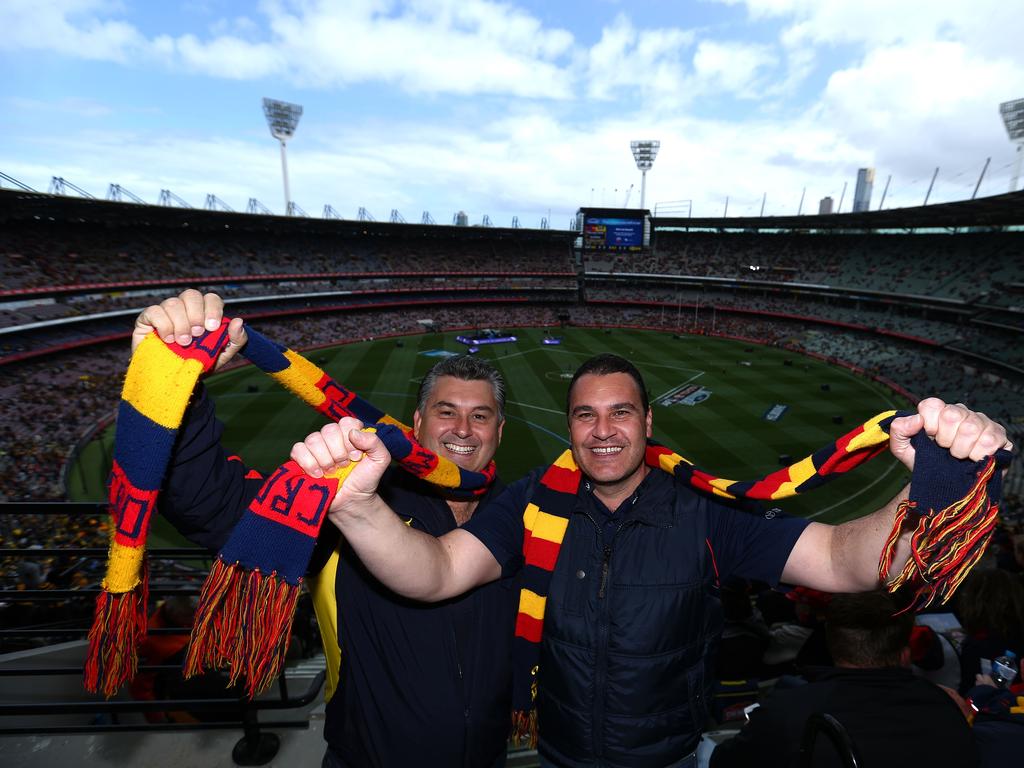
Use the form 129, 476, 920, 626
515, 613, 544, 643
249, 462, 340, 539
523, 530, 562, 570
542, 464, 582, 494
820, 442, 888, 475
315, 373, 358, 421
109, 460, 159, 548
744, 465, 793, 498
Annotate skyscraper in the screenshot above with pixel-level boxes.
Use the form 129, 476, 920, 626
853, 168, 875, 213
818, 196, 834, 215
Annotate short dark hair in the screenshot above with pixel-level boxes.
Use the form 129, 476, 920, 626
566, 353, 650, 416
416, 355, 505, 420
825, 591, 913, 668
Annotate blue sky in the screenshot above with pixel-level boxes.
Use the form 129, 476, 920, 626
2, 1, 1023, 227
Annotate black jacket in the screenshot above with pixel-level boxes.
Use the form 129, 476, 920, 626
159, 388, 517, 768
710, 667, 977, 768
465, 467, 808, 768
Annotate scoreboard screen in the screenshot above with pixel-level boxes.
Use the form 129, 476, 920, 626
582, 214, 644, 252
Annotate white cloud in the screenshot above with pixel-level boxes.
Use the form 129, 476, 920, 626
691, 40, 777, 99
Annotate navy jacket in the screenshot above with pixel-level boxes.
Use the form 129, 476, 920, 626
465, 467, 809, 768
159, 388, 517, 768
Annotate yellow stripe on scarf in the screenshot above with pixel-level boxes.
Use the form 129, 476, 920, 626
102, 540, 147, 593
518, 589, 547, 621
122, 334, 207, 429
523, 503, 570, 543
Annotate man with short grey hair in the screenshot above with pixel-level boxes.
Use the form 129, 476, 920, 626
140, 289, 517, 768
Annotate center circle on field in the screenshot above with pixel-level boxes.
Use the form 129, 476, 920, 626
545, 371, 575, 381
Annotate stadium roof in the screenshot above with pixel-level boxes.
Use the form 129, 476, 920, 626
2, 187, 1023, 238
0, 189, 574, 243
653, 190, 1024, 231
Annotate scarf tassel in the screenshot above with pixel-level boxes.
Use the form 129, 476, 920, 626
880, 455, 1000, 611
511, 709, 538, 748
83, 565, 149, 698
184, 558, 301, 698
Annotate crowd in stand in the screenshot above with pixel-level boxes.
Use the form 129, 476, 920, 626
588, 230, 1024, 304
0, 222, 575, 291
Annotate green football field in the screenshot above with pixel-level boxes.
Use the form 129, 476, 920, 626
69, 327, 913, 535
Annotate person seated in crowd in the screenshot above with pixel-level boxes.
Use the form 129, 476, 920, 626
709, 590, 977, 768
968, 655, 1024, 767
955, 567, 1024, 695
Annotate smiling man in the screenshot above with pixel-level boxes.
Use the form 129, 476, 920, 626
138, 290, 517, 768
294, 353, 1010, 768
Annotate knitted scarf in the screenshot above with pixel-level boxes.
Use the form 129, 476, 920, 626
85, 322, 495, 699
510, 410, 1012, 743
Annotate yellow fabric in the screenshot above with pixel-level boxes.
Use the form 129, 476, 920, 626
771, 454, 819, 499
268, 349, 329, 407
122, 334, 204, 429
523, 504, 570, 543
553, 450, 577, 471
424, 459, 462, 488
518, 589, 547, 621
846, 410, 898, 453
308, 546, 342, 703
102, 540, 146, 593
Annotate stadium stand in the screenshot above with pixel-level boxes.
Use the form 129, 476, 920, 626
2, 188, 1023, 766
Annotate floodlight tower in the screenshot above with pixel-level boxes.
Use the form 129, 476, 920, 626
262, 97, 303, 214
630, 140, 660, 210
1000, 98, 1024, 192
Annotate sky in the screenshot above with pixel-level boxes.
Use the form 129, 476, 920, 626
2, 0, 1023, 228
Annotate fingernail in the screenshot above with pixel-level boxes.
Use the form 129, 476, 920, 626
205, 318, 219, 331
178, 334, 192, 345
164, 335, 176, 344
350, 451, 361, 462
191, 325, 203, 336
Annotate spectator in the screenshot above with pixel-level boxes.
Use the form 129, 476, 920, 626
710, 590, 977, 768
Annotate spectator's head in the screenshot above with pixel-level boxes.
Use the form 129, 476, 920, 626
956, 567, 1024, 645
566, 354, 652, 497
825, 591, 914, 669
413, 355, 505, 473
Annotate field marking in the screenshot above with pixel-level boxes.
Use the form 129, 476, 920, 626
652, 372, 705, 404
507, 399, 565, 416
807, 459, 903, 520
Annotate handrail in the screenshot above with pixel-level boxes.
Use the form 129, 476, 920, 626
0, 671, 325, 717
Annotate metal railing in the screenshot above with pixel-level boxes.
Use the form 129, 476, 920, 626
0, 501, 323, 766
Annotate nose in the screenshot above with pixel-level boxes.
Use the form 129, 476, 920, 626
453, 413, 472, 438
593, 413, 615, 440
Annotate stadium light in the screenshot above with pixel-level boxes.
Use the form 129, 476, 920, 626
263, 97, 303, 215
1000, 98, 1024, 192
630, 140, 660, 210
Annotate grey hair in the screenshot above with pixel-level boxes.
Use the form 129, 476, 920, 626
416, 355, 506, 421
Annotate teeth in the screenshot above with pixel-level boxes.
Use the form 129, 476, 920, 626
591, 446, 622, 455
444, 443, 476, 454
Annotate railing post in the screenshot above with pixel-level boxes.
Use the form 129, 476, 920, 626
231, 698, 280, 766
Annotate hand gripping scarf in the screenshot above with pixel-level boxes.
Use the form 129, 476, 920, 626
510, 410, 1013, 744
85, 321, 495, 699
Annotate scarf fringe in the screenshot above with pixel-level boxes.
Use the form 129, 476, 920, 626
511, 709, 538, 749
83, 565, 149, 698
184, 558, 301, 698
880, 455, 1000, 611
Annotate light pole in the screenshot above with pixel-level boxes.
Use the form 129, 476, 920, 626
262, 97, 303, 214
630, 140, 660, 210
1000, 98, 1024, 193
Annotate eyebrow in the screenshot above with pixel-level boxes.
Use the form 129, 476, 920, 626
432, 400, 495, 414
571, 402, 639, 416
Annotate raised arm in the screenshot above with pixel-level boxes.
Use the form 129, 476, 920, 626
291, 420, 503, 601
781, 398, 1011, 592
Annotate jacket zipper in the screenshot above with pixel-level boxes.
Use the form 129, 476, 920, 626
581, 505, 632, 762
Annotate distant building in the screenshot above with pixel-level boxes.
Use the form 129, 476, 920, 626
818, 196, 834, 215
454, 210, 469, 226
853, 168, 875, 213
